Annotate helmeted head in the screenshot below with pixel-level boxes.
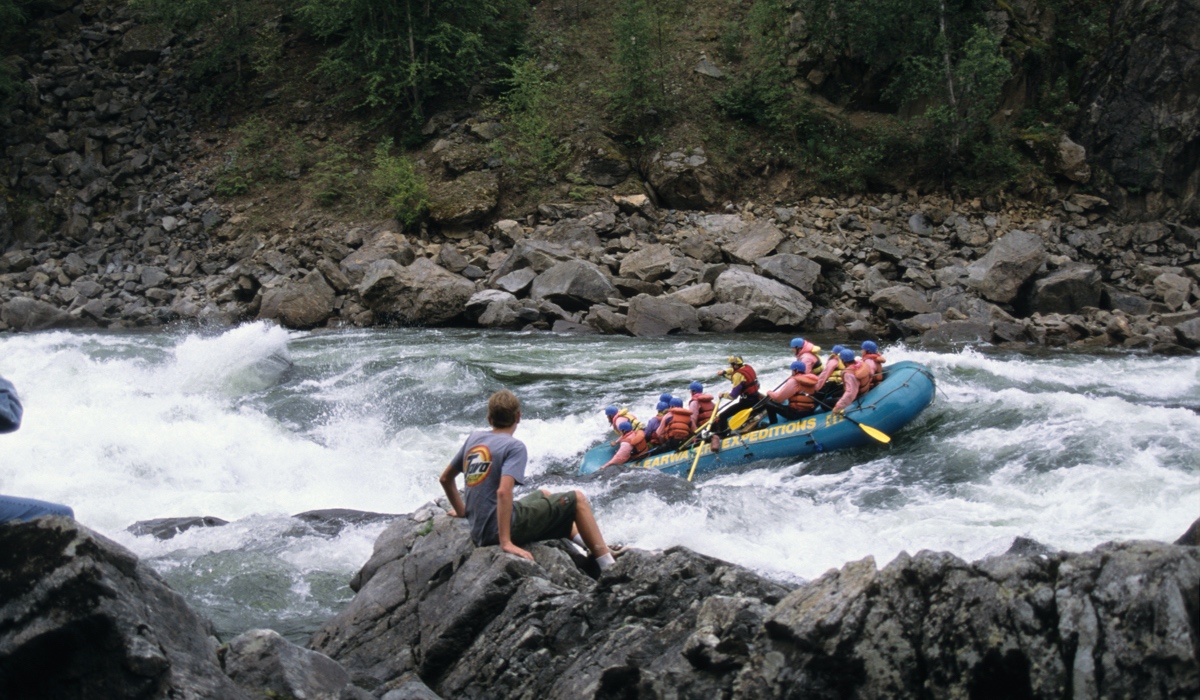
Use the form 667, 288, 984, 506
790, 337, 805, 349
689, 380, 703, 394
605, 406, 618, 419
728, 355, 744, 367
790, 360, 806, 373
831, 345, 845, 356
669, 397, 684, 408
656, 401, 669, 412
862, 340, 878, 354
617, 420, 632, 433
659, 392, 673, 404
840, 349, 856, 364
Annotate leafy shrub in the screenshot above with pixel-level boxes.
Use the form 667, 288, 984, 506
370, 138, 428, 227
497, 56, 566, 180
311, 145, 361, 207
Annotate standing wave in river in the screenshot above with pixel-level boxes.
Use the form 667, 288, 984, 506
1, 323, 1196, 640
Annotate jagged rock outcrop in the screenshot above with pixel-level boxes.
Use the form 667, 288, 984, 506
311, 507, 1200, 699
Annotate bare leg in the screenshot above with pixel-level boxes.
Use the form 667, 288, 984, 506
572, 490, 609, 558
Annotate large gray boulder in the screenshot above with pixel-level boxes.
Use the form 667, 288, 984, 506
358, 258, 475, 325
340, 232, 416, 286
870, 285, 934, 315
699, 303, 756, 332
529, 260, 618, 310
756, 254, 822, 295
487, 240, 575, 284
712, 267, 812, 327
224, 629, 353, 700
1154, 272, 1193, 311
0, 518, 252, 699
619, 244, 678, 282
427, 171, 498, 226
1, 296, 75, 331
1028, 264, 1102, 314
257, 270, 336, 329
723, 221, 784, 264
644, 149, 719, 209
624, 294, 701, 337
967, 230, 1048, 304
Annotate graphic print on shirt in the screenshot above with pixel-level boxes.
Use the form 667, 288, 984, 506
463, 445, 493, 487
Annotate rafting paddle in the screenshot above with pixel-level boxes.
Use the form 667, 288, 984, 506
800, 392, 891, 444
686, 393, 724, 481
726, 378, 790, 430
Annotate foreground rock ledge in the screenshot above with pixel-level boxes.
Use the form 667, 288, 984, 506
1, 514, 1197, 700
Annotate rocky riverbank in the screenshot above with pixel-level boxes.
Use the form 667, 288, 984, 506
2, 502, 1197, 699
1, 1, 1198, 353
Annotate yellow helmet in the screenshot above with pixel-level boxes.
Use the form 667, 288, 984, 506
728, 355, 744, 367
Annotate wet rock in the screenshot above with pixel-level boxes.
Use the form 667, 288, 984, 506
922, 319, 995, 343
291, 509, 402, 538
625, 294, 701, 337
127, 516, 229, 540
967, 229, 1048, 304
224, 629, 353, 700
1028, 263, 1102, 315
1176, 517, 1200, 546
1173, 317, 1200, 349
258, 270, 336, 329
1, 296, 75, 331
712, 267, 812, 327
0, 518, 252, 699
529, 260, 618, 310
358, 258, 475, 325
584, 305, 628, 334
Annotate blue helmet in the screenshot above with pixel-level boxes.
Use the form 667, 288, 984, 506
617, 420, 632, 432
790, 360, 806, 372
659, 392, 673, 403
862, 340, 878, 353
790, 337, 805, 348
669, 397, 684, 408
689, 381, 703, 393
831, 345, 845, 355
840, 349, 856, 364
605, 406, 618, 418
656, 401, 669, 412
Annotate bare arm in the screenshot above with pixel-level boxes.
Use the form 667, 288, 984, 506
496, 475, 532, 560
439, 463, 466, 517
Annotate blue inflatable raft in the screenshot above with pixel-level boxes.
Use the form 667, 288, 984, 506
578, 360, 936, 478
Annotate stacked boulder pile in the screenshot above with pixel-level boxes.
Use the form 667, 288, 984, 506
2, 3, 1199, 354
2, 504, 1197, 699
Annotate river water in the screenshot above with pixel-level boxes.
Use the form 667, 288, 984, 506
2, 323, 1197, 642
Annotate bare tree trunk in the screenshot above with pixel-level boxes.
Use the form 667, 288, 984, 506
939, 0, 960, 156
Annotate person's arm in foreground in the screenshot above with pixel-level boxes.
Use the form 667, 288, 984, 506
439, 463, 466, 517
496, 475, 532, 560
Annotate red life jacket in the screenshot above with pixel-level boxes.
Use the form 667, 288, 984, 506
664, 407, 694, 440
734, 364, 759, 395
863, 352, 886, 385
620, 428, 649, 457
787, 373, 820, 413
690, 393, 715, 426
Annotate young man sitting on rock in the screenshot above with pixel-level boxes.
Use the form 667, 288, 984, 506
439, 390, 616, 570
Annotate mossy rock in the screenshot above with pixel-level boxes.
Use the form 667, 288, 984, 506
427, 171, 499, 226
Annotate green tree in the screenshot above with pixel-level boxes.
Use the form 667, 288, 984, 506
498, 55, 566, 178
607, 0, 681, 133
295, 0, 528, 129
370, 138, 428, 227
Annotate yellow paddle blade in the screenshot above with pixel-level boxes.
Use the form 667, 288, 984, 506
726, 408, 753, 430
856, 421, 891, 443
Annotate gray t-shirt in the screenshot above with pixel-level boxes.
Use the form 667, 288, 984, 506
450, 429, 528, 546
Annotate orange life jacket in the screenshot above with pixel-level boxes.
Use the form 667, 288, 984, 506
664, 407, 694, 440
787, 373, 820, 413
849, 361, 873, 397
863, 352, 886, 385
620, 428, 649, 457
691, 393, 715, 426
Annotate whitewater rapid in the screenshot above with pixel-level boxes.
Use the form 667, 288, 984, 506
1, 323, 1196, 638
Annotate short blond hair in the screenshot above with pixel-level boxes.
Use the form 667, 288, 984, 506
487, 390, 521, 428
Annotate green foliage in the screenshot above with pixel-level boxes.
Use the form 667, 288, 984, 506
295, 0, 528, 128
497, 56, 567, 179
370, 138, 428, 227
211, 116, 313, 197
606, 0, 681, 133
0, 0, 31, 109
130, 0, 283, 110
311, 145, 362, 207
